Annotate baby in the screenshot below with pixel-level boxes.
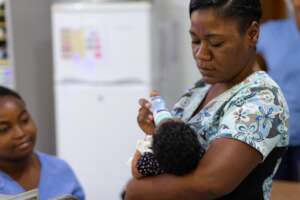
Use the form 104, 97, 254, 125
132, 91, 205, 178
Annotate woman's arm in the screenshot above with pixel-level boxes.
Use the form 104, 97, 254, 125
125, 138, 262, 200
131, 151, 143, 179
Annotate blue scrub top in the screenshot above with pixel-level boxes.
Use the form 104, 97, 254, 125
0, 152, 85, 200
257, 18, 300, 146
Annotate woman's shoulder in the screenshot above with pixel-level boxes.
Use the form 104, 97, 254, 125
217, 72, 289, 159
182, 79, 209, 97
241, 71, 284, 94
37, 152, 67, 165
36, 152, 85, 199
226, 71, 289, 116
173, 79, 208, 103
36, 152, 75, 175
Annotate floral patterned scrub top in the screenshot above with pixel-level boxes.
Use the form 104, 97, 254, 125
171, 71, 289, 200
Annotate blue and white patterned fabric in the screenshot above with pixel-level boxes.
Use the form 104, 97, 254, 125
257, 18, 300, 146
171, 71, 289, 200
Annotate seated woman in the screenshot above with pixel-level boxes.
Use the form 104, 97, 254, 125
0, 86, 85, 199
125, 0, 289, 199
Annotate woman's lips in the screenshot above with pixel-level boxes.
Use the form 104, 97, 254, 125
198, 67, 214, 76
197, 63, 214, 71
15, 139, 33, 150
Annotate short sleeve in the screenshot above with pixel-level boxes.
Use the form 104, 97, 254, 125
61, 161, 86, 200
216, 87, 289, 160
36, 152, 86, 200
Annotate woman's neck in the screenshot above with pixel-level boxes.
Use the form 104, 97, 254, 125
222, 53, 260, 89
0, 154, 36, 178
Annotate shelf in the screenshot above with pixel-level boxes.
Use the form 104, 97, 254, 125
0, 59, 8, 66
0, 36, 5, 42
0, 21, 5, 28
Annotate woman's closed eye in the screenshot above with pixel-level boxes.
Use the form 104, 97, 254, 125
189, 31, 201, 45
191, 38, 201, 45
210, 40, 224, 48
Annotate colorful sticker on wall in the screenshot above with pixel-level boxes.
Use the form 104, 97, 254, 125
0, 66, 13, 87
60, 28, 103, 62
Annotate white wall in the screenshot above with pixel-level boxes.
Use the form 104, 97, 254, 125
6, 0, 56, 154
152, 0, 200, 107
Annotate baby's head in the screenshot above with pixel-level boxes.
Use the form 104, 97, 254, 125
152, 120, 205, 176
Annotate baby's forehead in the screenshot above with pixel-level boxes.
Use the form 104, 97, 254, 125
157, 120, 195, 133
158, 119, 183, 127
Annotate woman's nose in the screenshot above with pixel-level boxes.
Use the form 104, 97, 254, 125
194, 43, 211, 61
293, 0, 300, 8
13, 126, 26, 139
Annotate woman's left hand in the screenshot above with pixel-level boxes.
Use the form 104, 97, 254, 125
137, 98, 155, 135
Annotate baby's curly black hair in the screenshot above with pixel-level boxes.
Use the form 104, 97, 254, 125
152, 120, 205, 176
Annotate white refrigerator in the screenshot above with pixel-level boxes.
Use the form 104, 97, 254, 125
51, 2, 152, 199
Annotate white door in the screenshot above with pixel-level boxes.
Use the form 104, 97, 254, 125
55, 84, 149, 199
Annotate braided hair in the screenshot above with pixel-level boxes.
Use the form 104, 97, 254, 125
189, 0, 262, 33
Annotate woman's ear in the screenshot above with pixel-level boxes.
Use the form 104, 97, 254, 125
247, 21, 260, 47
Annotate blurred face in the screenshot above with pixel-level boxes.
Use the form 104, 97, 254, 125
292, 0, 300, 29
0, 97, 37, 161
190, 9, 258, 84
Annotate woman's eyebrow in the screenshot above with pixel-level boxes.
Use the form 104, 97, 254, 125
204, 33, 223, 38
189, 30, 223, 38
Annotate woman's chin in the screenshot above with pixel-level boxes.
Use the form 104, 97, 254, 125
202, 76, 218, 84
12, 147, 35, 161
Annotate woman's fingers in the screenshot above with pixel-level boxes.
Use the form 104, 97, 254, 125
137, 98, 155, 135
138, 98, 151, 108
150, 90, 160, 97
137, 106, 153, 123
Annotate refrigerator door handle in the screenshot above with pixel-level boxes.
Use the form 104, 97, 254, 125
56, 78, 149, 87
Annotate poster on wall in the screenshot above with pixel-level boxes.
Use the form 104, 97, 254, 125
52, 5, 151, 83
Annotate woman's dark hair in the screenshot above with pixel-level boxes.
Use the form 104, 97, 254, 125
0, 86, 23, 101
189, 0, 262, 33
153, 120, 205, 176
